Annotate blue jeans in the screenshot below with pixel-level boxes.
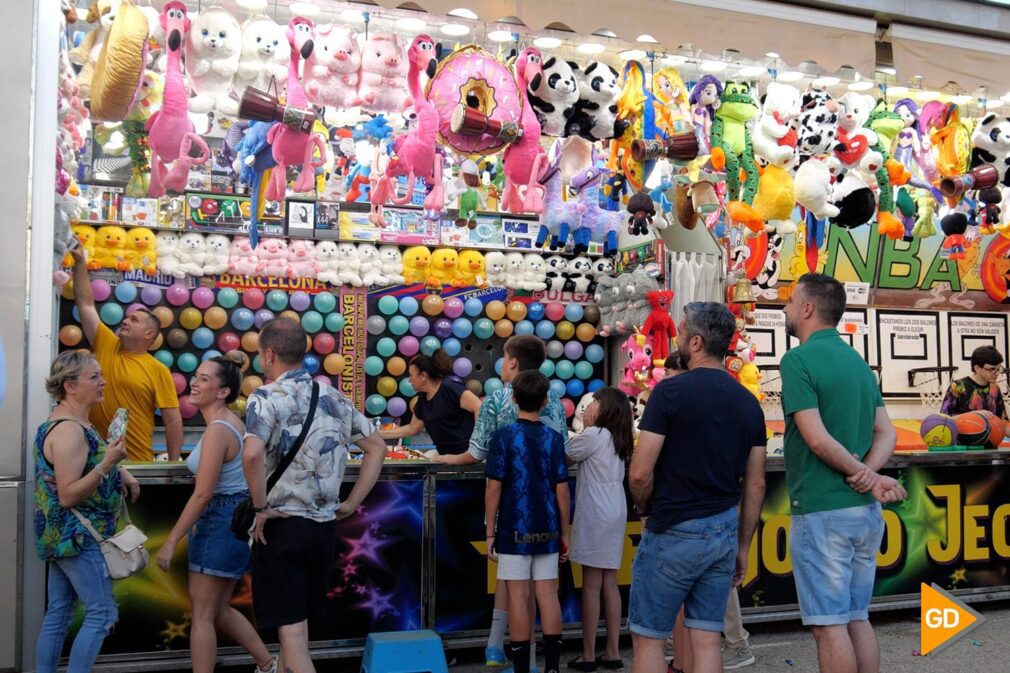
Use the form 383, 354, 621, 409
36, 536, 118, 673
790, 503, 884, 626
629, 507, 738, 636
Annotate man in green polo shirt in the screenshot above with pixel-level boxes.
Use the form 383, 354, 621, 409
780, 273, 906, 673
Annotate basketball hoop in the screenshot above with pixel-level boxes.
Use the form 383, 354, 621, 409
908, 366, 957, 412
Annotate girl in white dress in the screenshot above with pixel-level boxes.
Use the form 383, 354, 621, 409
566, 388, 634, 671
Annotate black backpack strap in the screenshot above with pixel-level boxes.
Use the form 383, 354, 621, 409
266, 382, 320, 494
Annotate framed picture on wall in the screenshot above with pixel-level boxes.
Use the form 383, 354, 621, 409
287, 200, 317, 238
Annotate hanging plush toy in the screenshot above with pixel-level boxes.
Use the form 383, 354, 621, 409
971, 114, 1010, 187
566, 62, 626, 141
711, 81, 761, 232
501, 48, 548, 214
358, 34, 412, 115
688, 75, 722, 155
626, 192, 656, 236
752, 82, 801, 236
866, 99, 910, 239
70, 0, 119, 97
796, 89, 838, 163
527, 56, 579, 138
794, 157, 840, 220
264, 17, 328, 204
162, 132, 210, 193
234, 14, 289, 97
456, 159, 487, 228
610, 60, 664, 191
570, 165, 622, 256
147, 1, 201, 198
303, 23, 362, 110
922, 101, 971, 180
653, 66, 693, 137
641, 289, 675, 365
941, 212, 969, 259
185, 6, 241, 116
122, 69, 163, 197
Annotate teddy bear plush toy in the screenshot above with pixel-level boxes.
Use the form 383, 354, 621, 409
315, 240, 341, 285
485, 251, 508, 287
794, 157, 841, 221
234, 14, 289, 96
227, 235, 259, 275
357, 243, 385, 287
173, 232, 207, 278
185, 7, 242, 116
155, 231, 180, 276
256, 237, 289, 278
378, 245, 405, 285
528, 57, 580, 138
504, 253, 526, 290
200, 234, 230, 275
337, 242, 362, 286
287, 240, 319, 279
519, 253, 548, 291
304, 23, 362, 109
641, 289, 676, 364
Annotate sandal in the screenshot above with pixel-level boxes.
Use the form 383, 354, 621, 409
596, 659, 624, 671
567, 657, 598, 672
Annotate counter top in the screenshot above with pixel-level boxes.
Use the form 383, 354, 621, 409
123, 448, 1010, 481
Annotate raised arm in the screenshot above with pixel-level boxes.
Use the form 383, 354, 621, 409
71, 248, 99, 345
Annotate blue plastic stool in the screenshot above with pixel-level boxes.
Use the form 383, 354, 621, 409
361, 630, 449, 673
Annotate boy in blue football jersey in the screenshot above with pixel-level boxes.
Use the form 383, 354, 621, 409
486, 370, 570, 673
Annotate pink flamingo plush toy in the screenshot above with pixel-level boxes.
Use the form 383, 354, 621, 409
265, 17, 327, 201
147, 1, 203, 197
502, 49, 548, 215
369, 35, 441, 226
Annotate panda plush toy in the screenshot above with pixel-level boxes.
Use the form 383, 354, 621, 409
566, 62, 628, 141
528, 57, 580, 138
971, 113, 1010, 187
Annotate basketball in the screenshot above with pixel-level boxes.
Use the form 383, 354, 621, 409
954, 412, 991, 447
974, 410, 1006, 448
920, 414, 959, 447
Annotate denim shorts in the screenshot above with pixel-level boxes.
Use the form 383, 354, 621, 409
629, 507, 738, 637
790, 502, 884, 626
188, 492, 252, 580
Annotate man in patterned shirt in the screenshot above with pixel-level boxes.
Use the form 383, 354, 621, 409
243, 318, 385, 673
436, 335, 569, 669
940, 346, 1010, 429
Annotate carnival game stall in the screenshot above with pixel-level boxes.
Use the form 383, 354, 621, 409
18, 0, 1010, 668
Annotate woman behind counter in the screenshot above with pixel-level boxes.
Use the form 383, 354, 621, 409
34, 350, 140, 673
155, 352, 276, 673
379, 350, 481, 455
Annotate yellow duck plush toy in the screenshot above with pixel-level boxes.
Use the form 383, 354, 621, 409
91, 225, 131, 271
739, 362, 764, 401
456, 250, 486, 288
429, 248, 460, 288
125, 227, 157, 275
66, 224, 98, 268
401, 246, 431, 285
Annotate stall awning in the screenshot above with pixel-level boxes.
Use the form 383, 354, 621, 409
891, 23, 1010, 96
374, 0, 878, 74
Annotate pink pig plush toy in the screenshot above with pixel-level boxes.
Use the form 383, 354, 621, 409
304, 23, 362, 109
357, 33, 412, 114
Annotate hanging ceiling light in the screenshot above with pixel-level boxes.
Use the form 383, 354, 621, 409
887, 85, 908, 95
737, 65, 766, 78
619, 49, 647, 60
662, 54, 687, 66
340, 8, 365, 22
488, 29, 515, 42
533, 36, 562, 49
289, 2, 321, 16
778, 70, 804, 82
236, 0, 269, 10
448, 8, 479, 19
441, 23, 471, 36
637, 34, 658, 44
577, 43, 606, 55
813, 75, 840, 87
395, 16, 427, 32
700, 60, 728, 73
951, 93, 975, 105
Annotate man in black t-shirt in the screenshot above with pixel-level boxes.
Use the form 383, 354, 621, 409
629, 302, 767, 673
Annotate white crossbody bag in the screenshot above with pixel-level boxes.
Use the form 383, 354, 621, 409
72, 500, 149, 579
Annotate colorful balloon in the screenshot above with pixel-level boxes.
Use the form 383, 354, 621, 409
166, 328, 188, 349
464, 297, 484, 317
313, 333, 336, 354
178, 307, 202, 330
242, 288, 265, 310
325, 313, 346, 332
575, 361, 595, 380
266, 290, 289, 312
324, 353, 347, 375
387, 356, 407, 376
166, 283, 189, 306
254, 309, 276, 329
420, 336, 441, 356
201, 349, 222, 362
365, 394, 387, 416
576, 323, 597, 342
514, 320, 534, 335
495, 357, 505, 376
241, 375, 264, 396
172, 372, 187, 394
564, 341, 584, 360
252, 355, 263, 373
191, 327, 215, 349
387, 397, 408, 417
376, 338, 396, 358
556, 321, 575, 340
91, 279, 112, 302
216, 287, 239, 308
452, 318, 474, 339
545, 302, 565, 321
377, 376, 398, 397
303, 354, 320, 374
398, 336, 420, 357
464, 379, 482, 396
535, 320, 555, 340
301, 310, 323, 333
561, 398, 575, 418
409, 316, 430, 337
218, 332, 241, 352
148, 333, 164, 351
241, 331, 259, 352
204, 306, 228, 329
177, 352, 199, 373
289, 291, 311, 311
154, 350, 174, 368
555, 360, 575, 380
191, 286, 215, 309
494, 319, 514, 338
566, 379, 585, 397
484, 377, 504, 395
485, 300, 506, 321
378, 295, 399, 316
58, 325, 82, 347
443, 297, 465, 319
433, 318, 453, 339
365, 356, 384, 376
583, 304, 601, 324
473, 318, 494, 339
585, 344, 605, 363
114, 282, 138, 304
99, 303, 124, 325
588, 378, 606, 393
441, 337, 461, 357
400, 378, 417, 397
231, 308, 255, 330
366, 315, 387, 335
546, 340, 564, 359
527, 302, 545, 321
453, 358, 473, 377
140, 285, 162, 306
506, 301, 527, 322
399, 296, 419, 316
387, 315, 408, 336
540, 360, 555, 377
564, 303, 585, 322
313, 291, 336, 314
422, 294, 444, 316
549, 379, 567, 398
279, 310, 300, 323
179, 395, 199, 419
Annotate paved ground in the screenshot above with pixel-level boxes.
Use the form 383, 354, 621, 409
315, 601, 1009, 673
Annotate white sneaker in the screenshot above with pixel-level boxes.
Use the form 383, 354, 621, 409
722, 644, 755, 670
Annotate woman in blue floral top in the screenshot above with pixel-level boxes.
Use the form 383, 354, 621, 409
33, 350, 139, 673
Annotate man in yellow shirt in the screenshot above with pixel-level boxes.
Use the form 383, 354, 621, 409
71, 250, 183, 461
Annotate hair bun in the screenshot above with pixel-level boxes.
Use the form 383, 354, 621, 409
223, 350, 245, 366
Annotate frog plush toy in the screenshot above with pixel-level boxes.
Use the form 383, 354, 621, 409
710, 81, 761, 233
867, 99, 911, 239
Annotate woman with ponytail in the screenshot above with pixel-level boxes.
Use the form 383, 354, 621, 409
379, 349, 482, 455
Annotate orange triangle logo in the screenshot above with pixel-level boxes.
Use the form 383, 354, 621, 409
920, 582, 984, 656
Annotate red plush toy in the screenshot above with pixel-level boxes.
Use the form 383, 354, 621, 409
641, 289, 676, 364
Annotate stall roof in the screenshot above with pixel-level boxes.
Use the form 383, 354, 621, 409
890, 22, 1010, 96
